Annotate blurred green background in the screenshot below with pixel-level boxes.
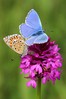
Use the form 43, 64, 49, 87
0, 0, 66, 99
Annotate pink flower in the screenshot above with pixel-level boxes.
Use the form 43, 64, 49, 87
27, 80, 37, 88
19, 38, 63, 88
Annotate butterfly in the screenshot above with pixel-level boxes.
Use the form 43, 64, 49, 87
3, 34, 27, 54
19, 9, 48, 46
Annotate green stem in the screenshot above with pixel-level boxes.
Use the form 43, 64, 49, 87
37, 78, 41, 99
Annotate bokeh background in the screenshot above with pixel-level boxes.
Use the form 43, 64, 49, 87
0, 0, 66, 99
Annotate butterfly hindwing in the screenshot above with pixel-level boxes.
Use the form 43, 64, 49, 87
3, 34, 25, 54
34, 33, 48, 44
25, 33, 48, 46
25, 35, 38, 46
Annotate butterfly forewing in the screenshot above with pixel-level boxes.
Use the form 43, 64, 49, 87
25, 9, 42, 30
3, 34, 25, 54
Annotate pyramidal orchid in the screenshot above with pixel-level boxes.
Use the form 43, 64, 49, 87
19, 38, 62, 88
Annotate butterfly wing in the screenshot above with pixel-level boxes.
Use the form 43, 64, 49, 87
25, 35, 38, 46
34, 33, 48, 44
19, 24, 36, 38
25, 33, 48, 46
25, 9, 42, 30
19, 9, 42, 38
3, 34, 25, 54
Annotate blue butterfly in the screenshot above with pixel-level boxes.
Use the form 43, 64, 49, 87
19, 9, 48, 46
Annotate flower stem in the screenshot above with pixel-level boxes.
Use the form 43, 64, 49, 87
37, 78, 41, 99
